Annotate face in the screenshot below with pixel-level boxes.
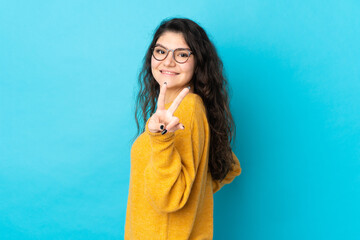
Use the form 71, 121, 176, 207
151, 31, 196, 93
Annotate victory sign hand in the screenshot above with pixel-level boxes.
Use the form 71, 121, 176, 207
148, 83, 190, 134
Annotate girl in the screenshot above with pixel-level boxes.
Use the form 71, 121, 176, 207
125, 18, 241, 240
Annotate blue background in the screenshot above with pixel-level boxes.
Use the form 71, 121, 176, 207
1, 0, 359, 239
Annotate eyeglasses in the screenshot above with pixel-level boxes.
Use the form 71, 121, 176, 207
152, 44, 193, 64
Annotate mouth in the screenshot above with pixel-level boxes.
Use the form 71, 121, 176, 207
160, 70, 179, 76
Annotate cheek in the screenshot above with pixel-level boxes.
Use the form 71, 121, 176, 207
151, 57, 159, 70
182, 64, 195, 76
183, 59, 196, 75
150, 59, 157, 74
151, 58, 161, 83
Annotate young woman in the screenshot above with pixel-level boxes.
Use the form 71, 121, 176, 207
125, 18, 241, 240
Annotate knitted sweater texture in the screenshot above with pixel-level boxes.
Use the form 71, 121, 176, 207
125, 93, 241, 240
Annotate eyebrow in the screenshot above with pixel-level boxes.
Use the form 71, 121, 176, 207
154, 43, 191, 51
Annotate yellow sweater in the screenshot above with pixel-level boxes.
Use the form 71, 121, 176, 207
125, 93, 241, 240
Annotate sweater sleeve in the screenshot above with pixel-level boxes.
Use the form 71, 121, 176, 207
212, 152, 242, 193
144, 101, 207, 213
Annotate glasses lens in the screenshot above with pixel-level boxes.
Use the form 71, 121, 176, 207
174, 49, 191, 63
153, 46, 167, 61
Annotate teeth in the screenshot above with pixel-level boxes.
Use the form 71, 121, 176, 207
162, 71, 177, 74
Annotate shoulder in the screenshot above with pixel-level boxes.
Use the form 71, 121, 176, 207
179, 93, 205, 113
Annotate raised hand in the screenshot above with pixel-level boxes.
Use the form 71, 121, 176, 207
148, 83, 190, 134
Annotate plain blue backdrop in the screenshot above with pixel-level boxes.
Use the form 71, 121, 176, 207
1, 0, 359, 239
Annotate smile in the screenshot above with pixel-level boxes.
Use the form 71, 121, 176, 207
160, 70, 179, 75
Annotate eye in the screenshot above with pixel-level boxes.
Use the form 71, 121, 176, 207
176, 50, 190, 58
179, 52, 189, 58
154, 47, 166, 55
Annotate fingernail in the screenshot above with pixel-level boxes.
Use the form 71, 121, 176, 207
161, 129, 167, 135
160, 125, 164, 130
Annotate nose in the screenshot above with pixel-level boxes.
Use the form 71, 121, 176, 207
162, 51, 176, 67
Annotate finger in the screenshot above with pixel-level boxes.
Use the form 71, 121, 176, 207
168, 123, 185, 133
152, 123, 166, 132
167, 87, 189, 115
174, 123, 185, 131
157, 82, 167, 110
148, 124, 163, 133
148, 115, 165, 133
165, 117, 179, 132
148, 123, 164, 133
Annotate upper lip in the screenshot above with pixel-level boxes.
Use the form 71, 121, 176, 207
160, 69, 179, 74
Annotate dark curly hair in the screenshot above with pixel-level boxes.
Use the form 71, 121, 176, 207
135, 18, 236, 181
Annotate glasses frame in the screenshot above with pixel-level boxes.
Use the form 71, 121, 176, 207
152, 44, 193, 64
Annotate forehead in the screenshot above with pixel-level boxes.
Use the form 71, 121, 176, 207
156, 31, 189, 49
